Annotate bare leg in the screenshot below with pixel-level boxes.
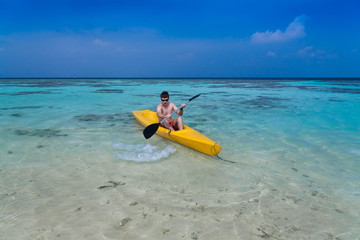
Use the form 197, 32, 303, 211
175, 117, 184, 130
162, 121, 175, 131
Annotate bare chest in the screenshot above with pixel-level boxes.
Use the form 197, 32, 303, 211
160, 105, 173, 115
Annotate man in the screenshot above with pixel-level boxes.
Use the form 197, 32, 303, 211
156, 91, 186, 131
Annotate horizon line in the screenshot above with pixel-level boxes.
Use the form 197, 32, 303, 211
1, 77, 360, 80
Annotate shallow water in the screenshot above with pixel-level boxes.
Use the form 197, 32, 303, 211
0, 78, 359, 239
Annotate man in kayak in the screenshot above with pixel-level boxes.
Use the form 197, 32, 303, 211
157, 91, 186, 131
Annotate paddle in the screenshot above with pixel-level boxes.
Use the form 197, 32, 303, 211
143, 94, 201, 139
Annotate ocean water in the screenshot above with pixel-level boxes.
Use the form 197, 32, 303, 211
0, 78, 359, 240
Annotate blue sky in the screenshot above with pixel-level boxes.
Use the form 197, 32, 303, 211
0, 0, 359, 78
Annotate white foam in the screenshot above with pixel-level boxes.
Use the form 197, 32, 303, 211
113, 142, 176, 162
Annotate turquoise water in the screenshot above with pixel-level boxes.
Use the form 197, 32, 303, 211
1, 78, 359, 239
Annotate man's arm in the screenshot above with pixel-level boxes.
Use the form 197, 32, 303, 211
175, 103, 186, 116
156, 104, 164, 119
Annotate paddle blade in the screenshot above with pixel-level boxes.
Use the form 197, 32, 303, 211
188, 93, 201, 102
143, 123, 160, 139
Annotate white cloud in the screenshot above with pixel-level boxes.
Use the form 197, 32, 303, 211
297, 46, 315, 57
266, 50, 277, 57
251, 15, 307, 44
94, 38, 110, 46
297, 46, 338, 59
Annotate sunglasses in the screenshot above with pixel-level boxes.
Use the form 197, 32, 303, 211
161, 98, 169, 102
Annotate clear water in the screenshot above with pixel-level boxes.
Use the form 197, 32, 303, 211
1, 78, 359, 239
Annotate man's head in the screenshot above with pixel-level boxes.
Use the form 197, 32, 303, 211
160, 91, 169, 105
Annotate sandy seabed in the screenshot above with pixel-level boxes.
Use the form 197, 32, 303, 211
1, 136, 358, 240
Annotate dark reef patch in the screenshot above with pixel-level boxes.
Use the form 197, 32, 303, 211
0, 79, 82, 88
73, 112, 134, 127
327, 87, 360, 94
328, 98, 345, 102
8, 91, 55, 96
241, 96, 290, 109
92, 84, 109, 88
1, 106, 43, 110
10, 113, 23, 117
14, 129, 68, 137
293, 83, 360, 95
135, 94, 155, 98
95, 89, 124, 94
207, 80, 291, 90
75, 114, 103, 121
200, 104, 220, 110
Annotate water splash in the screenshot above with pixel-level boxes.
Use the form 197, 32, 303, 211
113, 142, 176, 162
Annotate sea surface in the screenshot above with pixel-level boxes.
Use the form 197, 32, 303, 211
0, 78, 359, 240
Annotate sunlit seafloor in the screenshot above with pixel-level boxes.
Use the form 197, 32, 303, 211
1, 78, 359, 239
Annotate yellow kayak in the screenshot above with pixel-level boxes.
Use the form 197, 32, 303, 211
132, 110, 222, 156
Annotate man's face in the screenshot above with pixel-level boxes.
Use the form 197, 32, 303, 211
161, 97, 169, 106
